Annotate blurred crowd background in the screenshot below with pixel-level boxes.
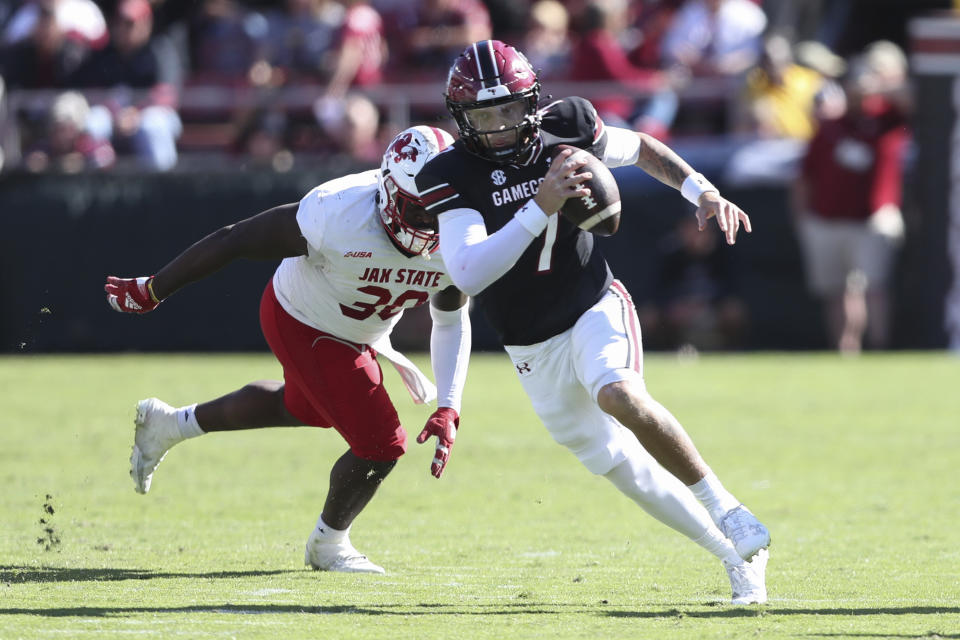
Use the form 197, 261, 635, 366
2, 0, 959, 355
0, 0, 944, 172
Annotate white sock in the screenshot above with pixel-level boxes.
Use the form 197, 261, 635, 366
688, 471, 741, 525
175, 404, 204, 439
692, 526, 743, 565
313, 515, 349, 543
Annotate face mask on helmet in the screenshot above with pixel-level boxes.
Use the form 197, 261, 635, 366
378, 126, 454, 256
445, 40, 541, 164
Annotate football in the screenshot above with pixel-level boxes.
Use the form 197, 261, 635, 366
554, 144, 621, 236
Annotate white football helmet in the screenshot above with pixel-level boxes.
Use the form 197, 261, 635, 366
378, 125, 455, 256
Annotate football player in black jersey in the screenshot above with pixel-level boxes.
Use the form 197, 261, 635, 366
416, 40, 770, 604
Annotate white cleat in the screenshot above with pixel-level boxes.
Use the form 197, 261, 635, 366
724, 548, 768, 605
718, 505, 771, 561
130, 398, 184, 494
304, 528, 385, 574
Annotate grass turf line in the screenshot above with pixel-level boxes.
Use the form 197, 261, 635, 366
0, 352, 958, 639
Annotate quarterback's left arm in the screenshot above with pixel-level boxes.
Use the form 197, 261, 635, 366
601, 126, 752, 245
416, 285, 471, 479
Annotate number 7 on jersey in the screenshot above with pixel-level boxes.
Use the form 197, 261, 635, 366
536, 215, 559, 273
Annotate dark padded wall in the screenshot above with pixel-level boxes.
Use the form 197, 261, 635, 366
0, 163, 946, 353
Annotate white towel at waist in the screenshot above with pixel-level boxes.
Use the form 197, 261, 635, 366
370, 334, 437, 405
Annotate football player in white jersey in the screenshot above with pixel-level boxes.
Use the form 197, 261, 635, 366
105, 126, 470, 574
416, 40, 770, 604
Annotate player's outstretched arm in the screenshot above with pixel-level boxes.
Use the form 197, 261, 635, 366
417, 285, 470, 479
105, 203, 307, 313
633, 131, 696, 189
633, 132, 752, 245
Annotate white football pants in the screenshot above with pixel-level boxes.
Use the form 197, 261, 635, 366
504, 280, 715, 541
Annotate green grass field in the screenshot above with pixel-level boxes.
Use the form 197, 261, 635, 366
1, 352, 958, 639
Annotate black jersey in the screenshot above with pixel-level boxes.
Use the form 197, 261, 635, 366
417, 96, 615, 346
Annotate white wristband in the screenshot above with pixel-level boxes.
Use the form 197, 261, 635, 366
680, 173, 718, 205
514, 199, 549, 236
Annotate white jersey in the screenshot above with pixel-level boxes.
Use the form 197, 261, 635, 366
273, 169, 453, 346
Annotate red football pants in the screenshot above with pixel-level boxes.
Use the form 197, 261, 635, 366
259, 279, 406, 461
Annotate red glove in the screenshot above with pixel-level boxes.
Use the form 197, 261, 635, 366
105, 276, 162, 314
416, 407, 459, 479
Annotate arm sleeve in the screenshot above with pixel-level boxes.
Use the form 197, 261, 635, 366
600, 126, 642, 167
430, 302, 471, 413
438, 201, 549, 296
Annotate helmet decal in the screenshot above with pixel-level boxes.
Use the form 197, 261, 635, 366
388, 132, 419, 164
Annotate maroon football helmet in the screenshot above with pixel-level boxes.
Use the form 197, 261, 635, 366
444, 40, 541, 164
